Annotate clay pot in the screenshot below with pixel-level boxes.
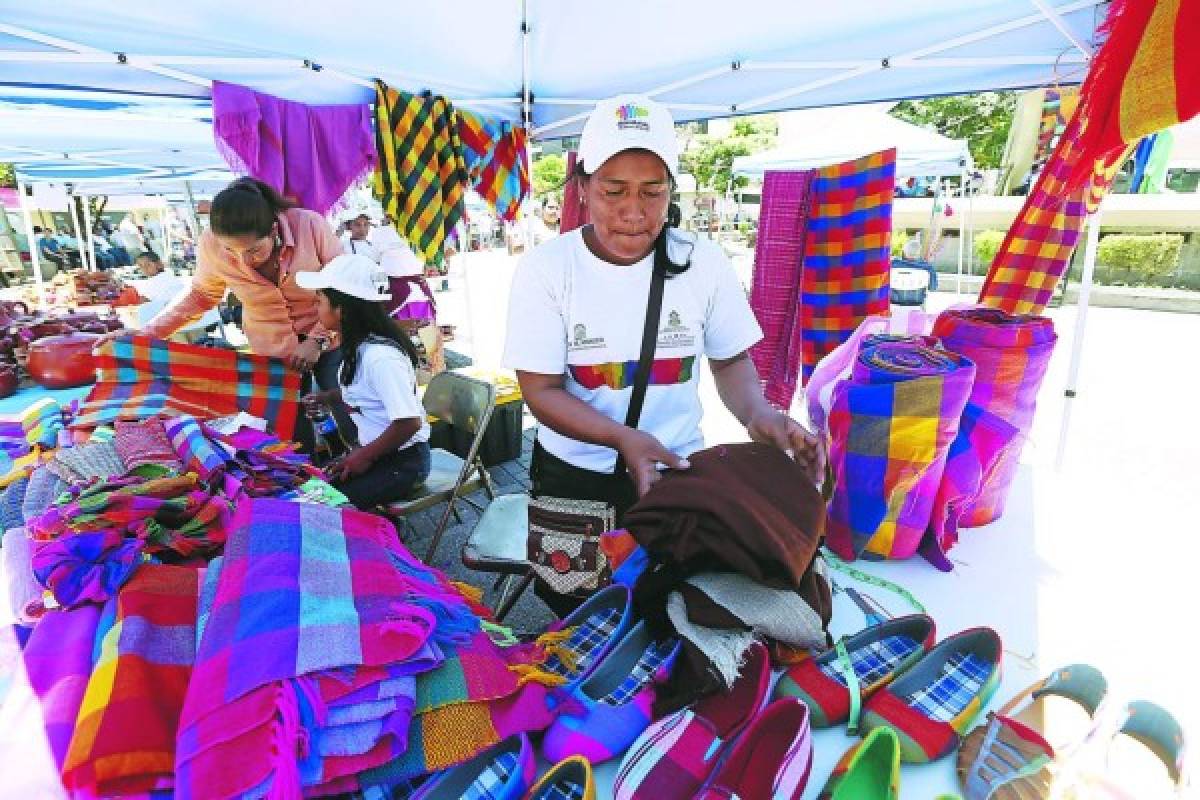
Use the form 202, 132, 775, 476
0, 364, 17, 399
27, 333, 100, 389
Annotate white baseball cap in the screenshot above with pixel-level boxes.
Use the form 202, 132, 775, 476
296, 254, 391, 302
578, 94, 679, 178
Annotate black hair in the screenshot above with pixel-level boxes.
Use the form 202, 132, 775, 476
210, 177, 296, 238
573, 156, 692, 277
322, 288, 421, 386
136, 250, 163, 264
33, 226, 43, 234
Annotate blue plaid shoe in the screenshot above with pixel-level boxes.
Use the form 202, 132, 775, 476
536, 584, 634, 692
411, 733, 535, 800
542, 620, 680, 765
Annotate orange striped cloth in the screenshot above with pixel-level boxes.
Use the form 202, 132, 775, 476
980, 0, 1200, 315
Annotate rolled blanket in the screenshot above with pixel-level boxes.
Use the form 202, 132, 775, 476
827, 342, 976, 561
32, 528, 145, 609
932, 307, 1057, 526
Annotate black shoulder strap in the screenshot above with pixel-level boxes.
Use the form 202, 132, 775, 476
613, 261, 667, 476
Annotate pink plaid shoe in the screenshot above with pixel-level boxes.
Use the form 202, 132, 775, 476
613, 643, 771, 800
695, 699, 814, 800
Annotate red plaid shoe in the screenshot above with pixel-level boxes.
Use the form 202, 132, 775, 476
613, 643, 771, 800
694, 698, 813, 800
774, 614, 935, 729
860, 627, 1002, 763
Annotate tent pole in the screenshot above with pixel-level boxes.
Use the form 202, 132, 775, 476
1055, 206, 1102, 470
160, 203, 172, 266
956, 168, 966, 295
66, 188, 89, 271
81, 192, 97, 272
183, 181, 202, 241
15, 179, 45, 306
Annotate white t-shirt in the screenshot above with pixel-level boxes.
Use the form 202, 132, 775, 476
340, 338, 430, 450
371, 225, 424, 277
503, 228, 762, 472
342, 236, 381, 263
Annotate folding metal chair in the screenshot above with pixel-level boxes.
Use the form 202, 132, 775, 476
379, 371, 497, 563
461, 492, 534, 622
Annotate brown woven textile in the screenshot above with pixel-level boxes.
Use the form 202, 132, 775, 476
623, 442, 829, 712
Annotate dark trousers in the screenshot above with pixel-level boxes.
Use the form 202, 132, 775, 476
334, 442, 431, 510
294, 347, 357, 454
530, 441, 637, 617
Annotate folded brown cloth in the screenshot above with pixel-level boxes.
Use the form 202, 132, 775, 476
623, 442, 830, 713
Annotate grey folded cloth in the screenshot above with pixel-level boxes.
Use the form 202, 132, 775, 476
666, 562, 829, 688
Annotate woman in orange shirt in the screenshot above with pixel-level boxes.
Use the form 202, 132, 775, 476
140, 177, 351, 448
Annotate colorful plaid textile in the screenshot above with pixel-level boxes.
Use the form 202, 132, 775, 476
373, 82, 469, 266
51, 440, 127, 484
74, 335, 302, 439
458, 110, 531, 223
61, 565, 199, 796
826, 343, 976, 561
819, 635, 921, 688
542, 607, 623, 681
800, 149, 896, 384
32, 528, 146, 608
905, 652, 992, 723
176, 499, 476, 798
932, 308, 1056, 527
538, 782, 587, 800
600, 637, 678, 706
114, 417, 183, 473
162, 415, 229, 479
920, 403, 1021, 568
749, 170, 815, 408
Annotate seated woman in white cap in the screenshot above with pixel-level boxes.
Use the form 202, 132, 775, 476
503, 94, 826, 614
297, 254, 431, 510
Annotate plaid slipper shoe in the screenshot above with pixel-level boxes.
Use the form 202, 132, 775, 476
694, 698, 813, 800
542, 620, 680, 765
411, 733, 535, 800
817, 726, 901, 800
524, 756, 596, 800
774, 614, 935, 729
613, 642, 772, 800
860, 627, 1002, 763
536, 584, 634, 691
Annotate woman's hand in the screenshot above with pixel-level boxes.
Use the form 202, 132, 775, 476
325, 447, 373, 482
747, 409, 827, 485
300, 390, 332, 414
288, 338, 322, 372
614, 429, 689, 497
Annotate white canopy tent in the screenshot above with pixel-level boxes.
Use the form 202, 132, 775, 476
731, 107, 971, 179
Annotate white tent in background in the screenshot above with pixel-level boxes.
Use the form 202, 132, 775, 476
731, 106, 971, 179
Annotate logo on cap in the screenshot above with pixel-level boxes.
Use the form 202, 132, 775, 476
370, 269, 389, 297
615, 103, 651, 132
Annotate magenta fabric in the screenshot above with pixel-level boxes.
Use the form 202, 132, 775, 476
32, 528, 145, 609
213, 80, 376, 215
749, 171, 816, 409
22, 604, 103, 769
932, 308, 1057, 527
560, 152, 591, 235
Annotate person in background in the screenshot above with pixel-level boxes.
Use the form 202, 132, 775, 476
503, 94, 825, 615
297, 254, 430, 510
342, 213, 381, 262
132, 176, 349, 451
34, 227, 68, 271
98, 225, 134, 267
115, 217, 146, 260
131, 251, 186, 303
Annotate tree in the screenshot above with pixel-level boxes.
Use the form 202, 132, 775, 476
531, 153, 566, 200
681, 116, 777, 192
890, 92, 1016, 169
0, 163, 14, 189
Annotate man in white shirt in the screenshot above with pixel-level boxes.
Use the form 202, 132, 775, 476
341, 213, 380, 262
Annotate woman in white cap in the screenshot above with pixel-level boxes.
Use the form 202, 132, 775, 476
503, 95, 825, 611
297, 254, 431, 509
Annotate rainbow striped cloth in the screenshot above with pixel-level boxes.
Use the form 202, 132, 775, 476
72, 335, 301, 440
458, 110, 531, 223
825, 342, 976, 562
61, 565, 200, 797
932, 308, 1056, 528
980, 0, 1200, 314
373, 82, 469, 266
800, 149, 896, 384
